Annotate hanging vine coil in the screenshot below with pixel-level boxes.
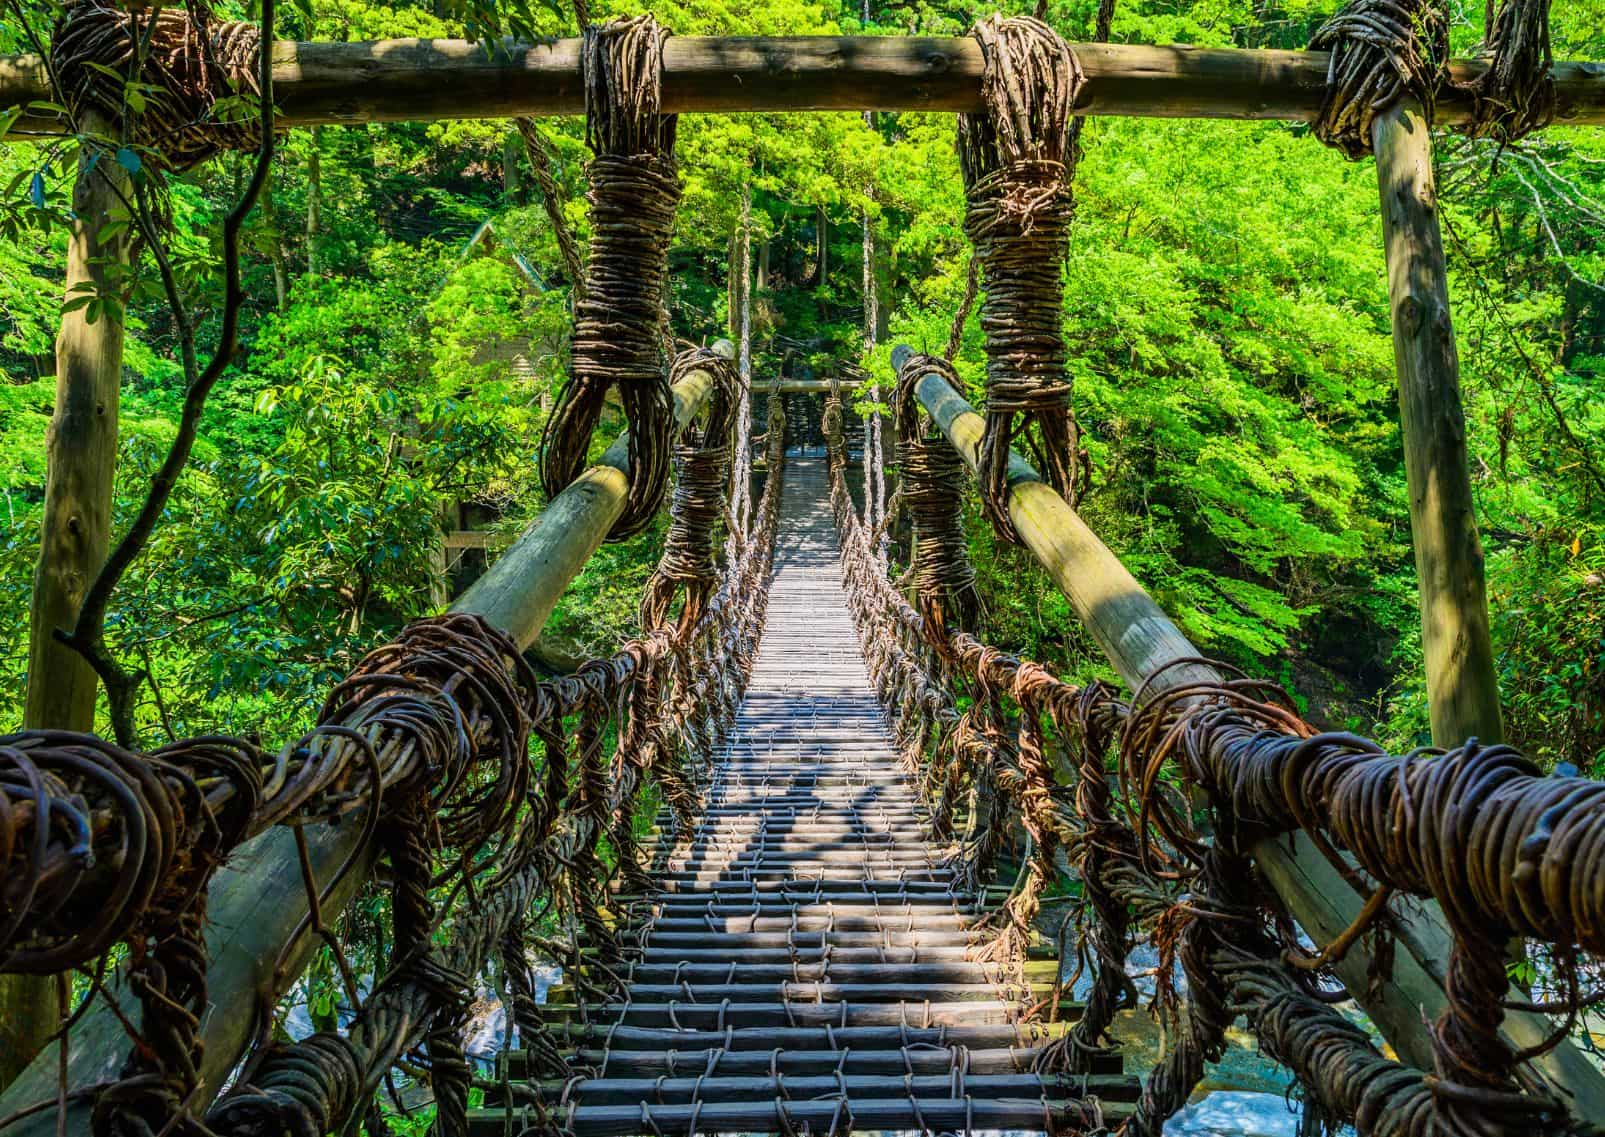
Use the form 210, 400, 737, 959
540, 15, 681, 541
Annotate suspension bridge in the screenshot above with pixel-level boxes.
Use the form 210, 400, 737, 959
4, 3, 1605, 1136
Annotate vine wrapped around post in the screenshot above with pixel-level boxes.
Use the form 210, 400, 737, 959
1467, 0, 1555, 142
894, 353, 981, 640
52, 0, 265, 171
640, 347, 740, 635
540, 15, 680, 540
1307, 0, 1449, 158
956, 15, 1087, 543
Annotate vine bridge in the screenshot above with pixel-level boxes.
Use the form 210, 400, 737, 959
4, 3, 1605, 1137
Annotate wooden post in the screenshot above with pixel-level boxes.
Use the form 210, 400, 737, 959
1372, 99, 1504, 749
0, 348, 731, 1133
899, 348, 1605, 1116
5, 113, 132, 1090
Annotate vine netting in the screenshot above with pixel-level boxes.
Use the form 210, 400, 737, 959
820, 375, 1605, 1137
0, 351, 786, 1137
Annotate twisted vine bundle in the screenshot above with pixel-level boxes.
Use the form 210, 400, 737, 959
956, 15, 1086, 542
1468, 0, 1556, 142
1308, 0, 1449, 157
51, 0, 264, 170
640, 347, 741, 634
894, 354, 981, 638
540, 15, 681, 540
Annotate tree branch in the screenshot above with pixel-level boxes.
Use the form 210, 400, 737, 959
58, 0, 279, 747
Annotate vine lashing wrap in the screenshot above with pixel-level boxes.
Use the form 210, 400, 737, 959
540, 15, 681, 540
956, 15, 1086, 543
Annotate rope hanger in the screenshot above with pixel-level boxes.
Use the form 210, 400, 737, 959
541, 14, 682, 541
956, 15, 1090, 545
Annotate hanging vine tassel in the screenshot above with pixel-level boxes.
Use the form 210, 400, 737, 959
1307, 0, 1450, 159
640, 346, 740, 635
540, 15, 681, 540
51, 0, 265, 171
1466, 0, 1556, 143
894, 353, 982, 639
957, 15, 1087, 544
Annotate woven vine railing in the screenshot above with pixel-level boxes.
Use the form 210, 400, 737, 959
820, 396, 1605, 1137
0, 394, 786, 1137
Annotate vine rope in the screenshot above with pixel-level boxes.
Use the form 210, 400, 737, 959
956, 14, 1087, 543
51, 0, 264, 170
540, 15, 681, 540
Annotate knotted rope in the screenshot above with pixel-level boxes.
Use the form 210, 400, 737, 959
893, 354, 981, 640
1308, 0, 1449, 158
641, 347, 740, 635
51, 0, 263, 171
541, 15, 680, 540
956, 15, 1087, 543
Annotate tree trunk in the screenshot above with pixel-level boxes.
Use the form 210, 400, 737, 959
428, 499, 454, 610
9, 109, 131, 1089
264, 166, 289, 311
1372, 100, 1503, 749
756, 236, 770, 291
503, 129, 522, 203
305, 124, 322, 276
815, 204, 828, 287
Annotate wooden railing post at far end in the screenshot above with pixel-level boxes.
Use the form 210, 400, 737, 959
0, 342, 733, 1136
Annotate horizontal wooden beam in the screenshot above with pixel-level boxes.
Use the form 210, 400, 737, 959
4, 39, 1603, 133
0, 348, 731, 1137
761, 379, 841, 394
443, 529, 508, 550
898, 347, 1605, 1120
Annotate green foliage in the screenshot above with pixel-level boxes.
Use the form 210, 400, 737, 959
0, 0, 1601, 1013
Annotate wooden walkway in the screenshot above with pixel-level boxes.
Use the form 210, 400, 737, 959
476, 460, 1132, 1135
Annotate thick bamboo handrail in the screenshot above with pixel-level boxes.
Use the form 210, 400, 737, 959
895, 345, 1605, 1120
3, 39, 1603, 132
0, 344, 732, 1137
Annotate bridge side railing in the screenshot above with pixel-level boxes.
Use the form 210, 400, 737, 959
0, 346, 754, 1137
824, 350, 1605, 1131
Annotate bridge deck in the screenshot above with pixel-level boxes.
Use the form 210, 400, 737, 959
474, 459, 1133, 1135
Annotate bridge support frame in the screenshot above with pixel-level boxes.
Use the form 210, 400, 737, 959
1373, 98, 1504, 749
0, 349, 731, 1134
902, 354, 1605, 1120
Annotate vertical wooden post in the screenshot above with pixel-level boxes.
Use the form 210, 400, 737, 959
1372, 99, 1504, 748
8, 111, 131, 1088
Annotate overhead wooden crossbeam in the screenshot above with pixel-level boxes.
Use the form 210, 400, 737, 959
3, 38, 1604, 132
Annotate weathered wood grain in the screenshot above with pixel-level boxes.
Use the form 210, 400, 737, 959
4, 40, 1603, 131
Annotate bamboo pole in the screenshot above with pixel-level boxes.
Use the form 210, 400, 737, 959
4, 41, 1605, 131
0, 349, 730, 1136
1372, 99, 1503, 749
3, 112, 133, 1091
897, 346, 1605, 1118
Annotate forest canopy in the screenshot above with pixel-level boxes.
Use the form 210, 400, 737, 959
2, 0, 1603, 775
